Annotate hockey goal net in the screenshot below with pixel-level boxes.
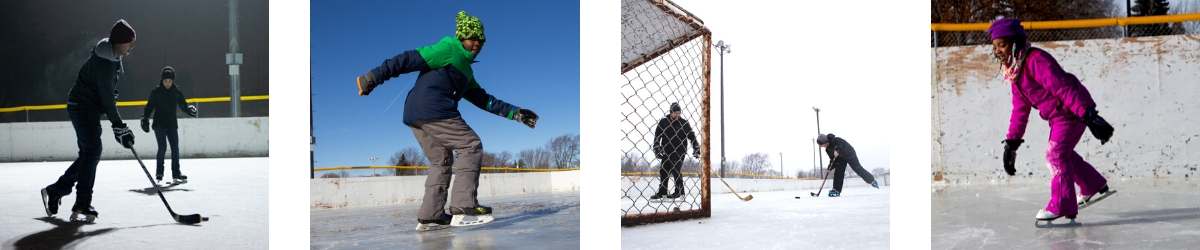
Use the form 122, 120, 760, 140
620, 0, 712, 226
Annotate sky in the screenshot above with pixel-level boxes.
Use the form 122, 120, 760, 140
311, 0, 579, 167
665, 0, 906, 176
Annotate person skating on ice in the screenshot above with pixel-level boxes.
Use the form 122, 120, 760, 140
141, 66, 198, 185
651, 102, 700, 200
41, 19, 138, 223
353, 11, 539, 232
817, 133, 879, 197
988, 18, 1117, 222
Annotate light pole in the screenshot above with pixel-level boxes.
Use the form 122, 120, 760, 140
813, 107, 821, 176
714, 40, 731, 178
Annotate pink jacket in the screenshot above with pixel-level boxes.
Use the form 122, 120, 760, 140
1007, 48, 1096, 140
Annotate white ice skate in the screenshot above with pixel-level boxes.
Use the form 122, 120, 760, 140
1078, 186, 1116, 210
448, 206, 494, 227
1033, 209, 1077, 228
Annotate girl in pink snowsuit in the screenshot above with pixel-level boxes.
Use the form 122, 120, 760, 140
989, 18, 1116, 221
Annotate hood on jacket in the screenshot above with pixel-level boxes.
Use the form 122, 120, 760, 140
93, 38, 120, 62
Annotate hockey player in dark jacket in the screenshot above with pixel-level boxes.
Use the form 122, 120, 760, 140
141, 66, 198, 183
41, 19, 138, 223
354, 11, 539, 232
817, 133, 879, 197
651, 103, 700, 200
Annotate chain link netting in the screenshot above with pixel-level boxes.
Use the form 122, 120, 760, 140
621, 0, 711, 225
933, 20, 1200, 47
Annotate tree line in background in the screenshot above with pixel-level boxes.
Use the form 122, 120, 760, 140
932, 0, 1184, 46
621, 151, 889, 180
389, 133, 580, 176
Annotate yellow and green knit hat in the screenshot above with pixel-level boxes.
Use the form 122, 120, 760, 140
455, 11, 485, 41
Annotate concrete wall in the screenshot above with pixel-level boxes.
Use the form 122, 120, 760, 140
933, 34, 1200, 183
0, 117, 268, 162
311, 171, 579, 209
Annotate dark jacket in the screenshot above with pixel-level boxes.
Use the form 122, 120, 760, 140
653, 116, 699, 159
67, 38, 125, 126
824, 134, 858, 167
368, 38, 520, 126
142, 85, 190, 129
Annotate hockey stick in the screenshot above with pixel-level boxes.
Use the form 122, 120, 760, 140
807, 153, 839, 197
130, 148, 208, 224
807, 167, 833, 197
718, 177, 753, 201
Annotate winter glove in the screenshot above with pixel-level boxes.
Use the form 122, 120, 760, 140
140, 118, 150, 133
692, 149, 700, 159
185, 104, 199, 117
1002, 139, 1024, 176
113, 123, 135, 149
355, 72, 380, 96
653, 145, 664, 160
512, 108, 539, 128
1083, 109, 1113, 144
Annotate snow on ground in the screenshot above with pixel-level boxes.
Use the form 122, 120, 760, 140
0, 158, 268, 249
311, 191, 579, 250
933, 179, 1200, 249
622, 184, 889, 250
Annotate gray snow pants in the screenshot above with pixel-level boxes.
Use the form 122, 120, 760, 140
412, 117, 484, 221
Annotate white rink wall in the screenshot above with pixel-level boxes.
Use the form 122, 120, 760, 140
0, 117, 268, 162
311, 171, 579, 209
933, 34, 1200, 182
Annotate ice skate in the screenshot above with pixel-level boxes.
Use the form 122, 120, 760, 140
1078, 185, 1116, 209
828, 189, 841, 197
448, 206, 494, 227
648, 193, 667, 201
1033, 209, 1077, 227
69, 206, 99, 223
415, 214, 452, 232
167, 175, 188, 185
41, 186, 61, 217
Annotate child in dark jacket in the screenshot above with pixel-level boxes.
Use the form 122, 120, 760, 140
141, 66, 198, 183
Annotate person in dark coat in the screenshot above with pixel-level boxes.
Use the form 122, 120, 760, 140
141, 66, 198, 183
652, 102, 700, 199
817, 133, 879, 197
41, 19, 138, 222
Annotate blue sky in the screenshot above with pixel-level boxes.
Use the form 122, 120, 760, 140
311, 0, 579, 167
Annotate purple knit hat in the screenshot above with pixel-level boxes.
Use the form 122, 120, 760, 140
988, 18, 1025, 41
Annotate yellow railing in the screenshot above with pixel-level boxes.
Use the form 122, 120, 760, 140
314, 165, 579, 173
0, 95, 269, 113
931, 13, 1200, 32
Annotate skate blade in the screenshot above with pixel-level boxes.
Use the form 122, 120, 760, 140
1034, 216, 1078, 228
41, 189, 53, 217
450, 214, 494, 227
415, 223, 451, 232
1078, 190, 1117, 209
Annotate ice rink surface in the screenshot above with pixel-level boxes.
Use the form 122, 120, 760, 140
933, 179, 1200, 249
0, 157, 268, 249
622, 184, 889, 250
311, 192, 579, 250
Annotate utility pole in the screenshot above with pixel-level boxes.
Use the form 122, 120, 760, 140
714, 40, 731, 178
813, 107, 822, 176
227, 0, 243, 117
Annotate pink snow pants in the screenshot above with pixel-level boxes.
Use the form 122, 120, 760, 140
1044, 116, 1107, 216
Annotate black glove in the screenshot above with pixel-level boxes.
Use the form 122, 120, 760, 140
185, 104, 199, 117
513, 108, 539, 128
113, 123, 135, 149
1002, 139, 1024, 176
355, 72, 380, 96
140, 118, 150, 133
692, 149, 700, 159
1083, 109, 1113, 144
